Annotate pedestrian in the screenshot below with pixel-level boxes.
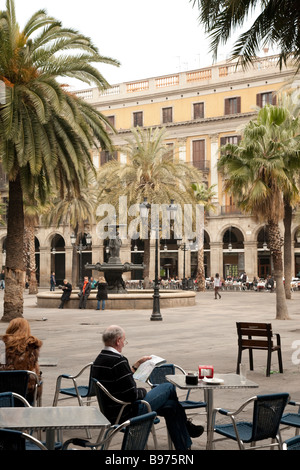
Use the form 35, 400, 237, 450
78, 276, 91, 309
96, 276, 108, 310
58, 279, 72, 309
50, 272, 56, 291
0, 269, 5, 289
214, 273, 221, 299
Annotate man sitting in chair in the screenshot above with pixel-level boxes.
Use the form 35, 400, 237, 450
92, 325, 204, 451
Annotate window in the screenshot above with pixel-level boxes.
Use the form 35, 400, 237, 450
193, 102, 204, 119
220, 135, 241, 146
133, 111, 143, 127
224, 97, 241, 115
100, 150, 117, 166
192, 140, 205, 170
105, 115, 115, 131
162, 107, 173, 123
256, 92, 276, 107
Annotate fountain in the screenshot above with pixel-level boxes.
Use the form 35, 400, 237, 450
36, 231, 196, 310
85, 232, 144, 293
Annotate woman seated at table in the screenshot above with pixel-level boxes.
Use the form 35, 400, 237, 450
0, 318, 43, 404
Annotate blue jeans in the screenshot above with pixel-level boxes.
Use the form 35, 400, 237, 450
97, 300, 105, 310
138, 383, 192, 450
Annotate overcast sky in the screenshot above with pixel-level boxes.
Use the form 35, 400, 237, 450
11, 0, 261, 89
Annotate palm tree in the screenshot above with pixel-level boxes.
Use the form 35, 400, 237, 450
191, 183, 216, 291
218, 105, 299, 320
190, 0, 300, 71
97, 127, 203, 286
275, 90, 300, 299
0, 0, 119, 321
43, 174, 97, 287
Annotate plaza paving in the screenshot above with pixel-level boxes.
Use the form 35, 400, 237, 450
1, 288, 300, 451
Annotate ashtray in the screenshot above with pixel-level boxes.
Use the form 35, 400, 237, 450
185, 374, 198, 385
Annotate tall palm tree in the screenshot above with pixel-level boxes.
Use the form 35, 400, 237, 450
0, 0, 119, 321
218, 105, 299, 320
191, 183, 216, 291
97, 127, 203, 286
275, 90, 300, 299
43, 174, 97, 287
190, 0, 300, 71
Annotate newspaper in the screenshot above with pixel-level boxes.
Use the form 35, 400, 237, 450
133, 355, 166, 382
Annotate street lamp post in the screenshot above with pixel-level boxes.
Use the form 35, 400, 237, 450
70, 233, 92, 286
177, 238, 192, 289
139, 198, 177, 321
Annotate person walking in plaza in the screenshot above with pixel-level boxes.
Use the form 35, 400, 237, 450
78, 276, 91, 309
50, 272, 56, 291
58, 279, 72, 309
214, 273, 221, 299
92, 325, 204, 450
96, 276, 108, 310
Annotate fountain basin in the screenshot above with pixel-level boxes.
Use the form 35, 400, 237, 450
36, 289, 196, 310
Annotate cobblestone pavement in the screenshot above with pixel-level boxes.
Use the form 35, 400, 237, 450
1, 289, 299, 452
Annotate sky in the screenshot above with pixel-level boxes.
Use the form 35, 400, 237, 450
10, 0, 259, 90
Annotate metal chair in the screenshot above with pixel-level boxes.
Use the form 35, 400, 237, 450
62, 411, 157, 450
147, 363, 207, 413
92, 378, 158, 449
281, 400, 300, 435
0, 391, 31, 408
207, 393, 290, 450
0, 429, 47, 450
52, 362, 96, 407
284, 435, 300, 450
0, 370, 42, 406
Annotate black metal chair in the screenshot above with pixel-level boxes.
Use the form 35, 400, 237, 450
147, 363, 207, 413
62, 411, 157, 451
0, 391, 31, 408
0, 370, 42, 406
52, 362, 96, 407
92, 378, 159, 449
281, 399, 300, 435
207, 393, 290, 450
0, 429, 47, 450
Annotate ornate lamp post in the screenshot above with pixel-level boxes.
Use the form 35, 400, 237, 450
177, 238, 193, 289
140, 198, 177, 321
70, 233, 92, 286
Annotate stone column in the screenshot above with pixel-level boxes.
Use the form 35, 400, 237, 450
210, 242, 223, 278
65, 245, 73, 281
244, 241, 258, 280
39, 246, 50, 287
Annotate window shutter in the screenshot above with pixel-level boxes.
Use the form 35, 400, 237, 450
224, 98, 230, 115
192, 140, 205, 169
237, 96, 241, 113
256, 94, 262, 107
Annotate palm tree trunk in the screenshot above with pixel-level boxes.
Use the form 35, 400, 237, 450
268, 220, 290, 320
196, 246, 206, 291
2, 174, 25, 321
283, 199, 292, 300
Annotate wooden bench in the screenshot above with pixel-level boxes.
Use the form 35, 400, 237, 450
236, 322, 283, 377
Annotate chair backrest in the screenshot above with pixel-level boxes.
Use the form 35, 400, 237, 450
236, 322, 273, 348
121, 412, 157, 450
92, 378, 130, 424
251, 393, 290, 441
0, 391, 31, 407
0, 429, 47, 450
0, 371, 30, 406
147, 363, 185, 387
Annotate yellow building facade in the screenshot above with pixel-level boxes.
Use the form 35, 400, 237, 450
1, 54, 298, 287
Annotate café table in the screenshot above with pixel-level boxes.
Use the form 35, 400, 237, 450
166, 373, 258, 449
0, 405, 110, 450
